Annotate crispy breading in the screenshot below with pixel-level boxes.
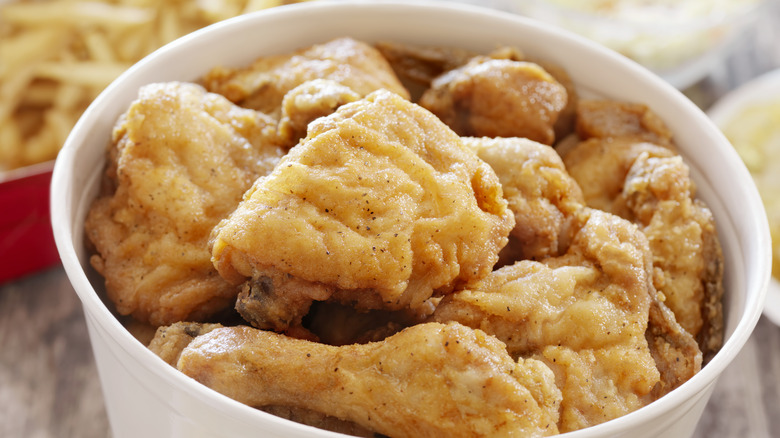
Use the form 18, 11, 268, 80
561, 100, 724, 360
203, 37, 410, 116
177, 322, 562, 437
646, 292, 703, 400
431, 208, 678, 432
419, 58, 567, 144
85, 38, 727, 437
462, 136, 584, 263
147, 321, 224, 366
374, 41, 478, 87
212, 89, 514, 333
148, 321, 379, 436
85, 82, 286, 326
276, 79, 361, 146
374, 43, 578, 142
559, 137, 675, 214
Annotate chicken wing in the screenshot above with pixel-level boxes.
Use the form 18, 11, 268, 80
211, 89, 514, 334
177, 322, 562, 438
561, 100, 724, 359
85, 82, 286, 326
203, 37, 410, 117
418, 57, 567, 145
430, 208, 689, 432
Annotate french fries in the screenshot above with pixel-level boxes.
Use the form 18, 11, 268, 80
0, 0, 311, 171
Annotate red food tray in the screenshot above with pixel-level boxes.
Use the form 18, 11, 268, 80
0, 162, 61, 284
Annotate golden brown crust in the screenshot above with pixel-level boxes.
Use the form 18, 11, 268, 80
419, 58, 567, 145
203, 37, 410, 116
85, 82, 285, 326
561, 99, 725, 359
431, 209, 671, 432
178, 323, 562, 437
212, 90, 514, 332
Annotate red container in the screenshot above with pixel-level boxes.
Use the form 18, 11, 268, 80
0, 162, 61, 283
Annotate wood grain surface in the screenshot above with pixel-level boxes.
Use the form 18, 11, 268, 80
2, 2, 779, 437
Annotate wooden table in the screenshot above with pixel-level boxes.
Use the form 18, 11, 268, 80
2, 2, 780, 437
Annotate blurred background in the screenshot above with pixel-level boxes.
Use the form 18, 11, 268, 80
2, 1, 780, 437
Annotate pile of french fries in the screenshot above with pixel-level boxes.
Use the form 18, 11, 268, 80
0, 0, 310, 171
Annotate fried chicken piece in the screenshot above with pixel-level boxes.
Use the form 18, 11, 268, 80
277, 79, 361, 146
85, 82, 286, 326
431, 208, 686, 432
148, 321, 224, 366
177, 322, 562, 437
623, 152, 724, 360
212, 90, 514, 333
561, 137, 674, 214
462, 137, 584, 263
485, 47, 579, 142
148, 322, 377, 437
374, 42, 577, 142
646, 293, 703, 399
561, 100, 724, 359
418, 57, 567, 145
203, 37, 410, 117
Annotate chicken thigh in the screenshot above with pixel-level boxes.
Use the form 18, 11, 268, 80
211, 89, 514, 334
85, 82, 285, 326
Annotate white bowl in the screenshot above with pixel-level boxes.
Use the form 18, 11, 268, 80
50, 1, 771, 437
707, 68, 780, 326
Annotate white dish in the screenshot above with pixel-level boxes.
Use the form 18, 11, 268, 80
50, 1, 770, 437
708, 67, 780, 326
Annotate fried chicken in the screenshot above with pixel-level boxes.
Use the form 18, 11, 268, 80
462, 136, 584, 263
148, 321, 224, 366
211, 89, 514, 334
561, 100, 724, 359
646, 291, 703, 400
203, 37, 410, 118
92, 38, 726, 437
418, 57, 567, 145
277, 79, 361, 146
177, 322, 562, 438
430, 208, 672, 432
373, 43, 578, 140
484, 47, 579, 142
560, 137, 674, 214
85, 82, 286, 326
148, 321, 377, 437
